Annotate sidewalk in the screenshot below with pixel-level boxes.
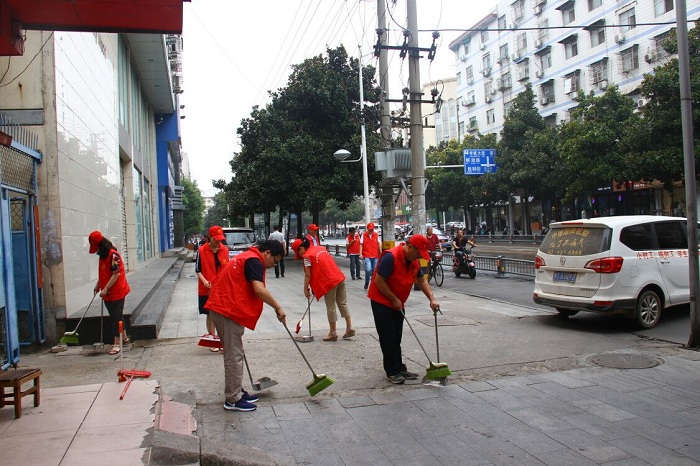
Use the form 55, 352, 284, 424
4, 255, 700, 465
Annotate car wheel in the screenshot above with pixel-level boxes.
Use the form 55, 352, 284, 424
635, 289, 662, 329
555, 308, 578, 317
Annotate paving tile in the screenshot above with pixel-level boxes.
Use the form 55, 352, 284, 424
625, 384, 700, 411
602, 459, 653, 466
473, 387, 533, 411
492, 421, 566, 455
547, 427, 631, 463
455, 399, 519, 428
584, 402, 638, 422
677, 444, 700, 462
416, 433, 492, 465
412, 396, 478, 426
24, 391, 97, 415
304, 397, 349, 415
558, 411, 634, 441
41, 384, 102, 396
93, 380, 159, 407
506, 407, 576, 434
80, 403, 155, 428
376, 437, 432, 460
622, 400, 700, 428
272, 401, 312, 420
337, 395, 375, 408
369, 390, 407, 405
451, 422, 505, 446
460, 381, 498, 392
540, 372, 596, 389
61, 446, 147, 466
2, 407, 87, 436
335, 442, 390, 465
529, 381, 587, 402
534, 447, 599, 466
576, 384, 643, 406
471, 439, 548, 465
609, 434, 698, 465
157, 399, 196, 435
401, 387, 440, 401
68, 421, 153, 454
0, 428, 74, 466
615, 416, 700, 450
364, 427, 416, 446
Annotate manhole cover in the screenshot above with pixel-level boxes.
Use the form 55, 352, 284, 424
588, 353, 662, 369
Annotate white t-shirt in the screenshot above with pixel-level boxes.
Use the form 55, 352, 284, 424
269, 230, 285, 244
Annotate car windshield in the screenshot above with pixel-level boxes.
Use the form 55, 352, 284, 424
539, 226, 611, 256
224, 231, 255, 246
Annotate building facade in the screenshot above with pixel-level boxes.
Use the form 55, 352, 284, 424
449, 0, 700, 136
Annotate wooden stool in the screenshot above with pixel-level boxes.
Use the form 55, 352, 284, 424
0, 368, 42, 419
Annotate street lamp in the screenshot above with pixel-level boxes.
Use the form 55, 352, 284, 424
335, 148, 370, 226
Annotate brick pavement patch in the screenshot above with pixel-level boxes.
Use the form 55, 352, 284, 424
588, 353, 662, 369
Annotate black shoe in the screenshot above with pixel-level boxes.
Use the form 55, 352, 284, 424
386, 374, 405, 384
400, 370, 419, 380
281, 274, 284, 277
241, 389, 259, 403
364, 283, 369, 290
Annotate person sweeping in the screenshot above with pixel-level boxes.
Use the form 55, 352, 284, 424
367, 234, 440, 384
204, 240, 286, 412
291, 238, 355, 341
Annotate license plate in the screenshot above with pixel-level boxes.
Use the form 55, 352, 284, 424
553, 271, 577, 283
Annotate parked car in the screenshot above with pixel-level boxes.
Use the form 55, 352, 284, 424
533, 216, 696, 329
222, 227, 256, 260
405, 227, 451, 250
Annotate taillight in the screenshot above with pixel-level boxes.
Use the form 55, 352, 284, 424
585, 257, 623, 273
534, 256, 545, 269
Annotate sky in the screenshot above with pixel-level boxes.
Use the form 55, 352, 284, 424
180, 0, 500, 197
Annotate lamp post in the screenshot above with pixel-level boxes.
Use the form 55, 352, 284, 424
334, 148, 370, 226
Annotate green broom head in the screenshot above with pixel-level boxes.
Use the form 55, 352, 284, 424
425, 362, 452, 380
306, 374, 334, 396
60, 331, 79, 345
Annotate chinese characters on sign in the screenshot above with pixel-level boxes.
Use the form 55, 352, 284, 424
463, 149, 497, 175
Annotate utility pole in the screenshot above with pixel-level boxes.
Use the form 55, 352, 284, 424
407, 0, 426, 236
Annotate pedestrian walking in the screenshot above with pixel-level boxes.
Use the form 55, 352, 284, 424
196, 225, 229, 352
359, 222, 380, 290
204, 240, 286, 412
268, 225, 286, 278
345, 227, 362, 280
306, 223, 322, 246
88, 231, 131, 355
292, 238, 355, 341
367, 234, 440, 384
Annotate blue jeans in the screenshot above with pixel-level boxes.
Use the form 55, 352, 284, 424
364, 257, 377, 287
348, 254, 361, 279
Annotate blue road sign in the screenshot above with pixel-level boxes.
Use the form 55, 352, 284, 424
463, 149, 497, 175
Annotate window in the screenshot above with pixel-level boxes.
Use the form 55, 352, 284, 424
562, 35, 578, 59
463, 38, 471, 55
466, 65, 474, 83
620, 45, 639, 72
541, 80, 555, 103
512, 0, 525, 21
484, 79, 494, 97
469, 116, 477, 128
517, 60, 529, 81
481, 29, 489, 45
498, 15, 507, 32
655, 221, 687, 249
482, 53, 492, 74
620, 224, 654, 250
500, 71, 512, 90
504, 99, 513, 117
544, 114, 558, 128
654, 0, 674, 16
459, 121, 465, 137
563, 71, 580, 94
486, 109, 496, 124
619, 8, 636, 33
562, 4, 576, 25
516, 32, 527, 53
588, 0, 602, 11
457, 72, 462, 85
539, 49, 552, 70
590, 59, 608, 84
590, 25, 606, 47
466, 90, 476, 105
654, 30, 672, 59
499, 43, 510, 63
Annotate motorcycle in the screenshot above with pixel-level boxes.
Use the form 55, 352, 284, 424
452, 247, 476, 279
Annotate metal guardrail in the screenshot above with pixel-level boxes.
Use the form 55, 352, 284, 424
326, 244, 536, 278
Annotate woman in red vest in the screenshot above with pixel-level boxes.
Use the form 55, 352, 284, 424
89, 231, 131, 355
359, 222, 381, 290
292, 238, 355, 341
346, 227, 362, 280
367, 234, 440, 384
196, 225, 229, 352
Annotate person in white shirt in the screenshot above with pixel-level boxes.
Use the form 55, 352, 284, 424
268, 225, 286, 278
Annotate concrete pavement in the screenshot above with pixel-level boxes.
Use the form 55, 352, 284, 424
4, 253, 700, 465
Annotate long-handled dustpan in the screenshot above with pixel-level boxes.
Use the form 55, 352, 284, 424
282, 322, 333, 396
423, 308, 449, 386
60, 292, 98, 345
83, 299, 107, 353
295, 297, 314, 342
243, 350, 277, 391
402, 309, 452, 381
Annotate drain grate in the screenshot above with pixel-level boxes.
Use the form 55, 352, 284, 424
588, 353, 662, 369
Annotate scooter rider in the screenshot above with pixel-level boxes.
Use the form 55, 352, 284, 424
452, 229, 475, 265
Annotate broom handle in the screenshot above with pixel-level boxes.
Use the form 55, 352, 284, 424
72, 292, 98, 333
402, 310, 433, 363
434, 308, 440, 363
282, 322, 317, 377
100, 299, 104, 344
243, 350, 255, 386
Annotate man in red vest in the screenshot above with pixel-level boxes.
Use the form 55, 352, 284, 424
196, 225, 229, 352
345, 227, 362, 280
292, 238, 355, 341
359, 222, 381, 290
205, 240, 286, 412
367, 234, 440, 384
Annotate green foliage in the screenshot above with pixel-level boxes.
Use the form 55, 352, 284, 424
181, 178, 204, 238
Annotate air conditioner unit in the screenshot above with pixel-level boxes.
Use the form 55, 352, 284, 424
492, 87, 498, 95
468, 95, 476, 105
535, 38, 543, 48
518, 70, 529, 81
644, 48, 657, 63
485, 96, 493, 103
636, 98, 646, 108
482, 67, 491, 77
512, 52, 521, 61
467, 78, 474, 85
540, 96, 549, 105
534, 4, 542, 15
509, 23, 517, 30
460, 55, 467, 62
480, 42, 487, 50
599, 79, 608, 89
615, 33, 626, 44
535, 70, 544, 78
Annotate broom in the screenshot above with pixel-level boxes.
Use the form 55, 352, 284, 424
402, 309, 452, 380
116, 321, 151, 384
60, 292, 98, 345
282, 321, 334, 396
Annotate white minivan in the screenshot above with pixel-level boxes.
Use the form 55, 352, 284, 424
533, 216, 696, 328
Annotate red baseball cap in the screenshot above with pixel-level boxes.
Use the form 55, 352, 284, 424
308, 224, 319, 231
88, 231, 103, 254
208, 225, 226, 241
367, 222, 375, 229
407, 234, 431, 261
291, 238, 310, 260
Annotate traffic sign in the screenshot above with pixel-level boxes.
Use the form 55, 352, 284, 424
463, 149, 497, 175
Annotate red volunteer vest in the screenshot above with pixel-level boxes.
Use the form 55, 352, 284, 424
367, 245, 420, 308
204, 248, 266, 330
98, 248, 131, 301
197, 242, 230, 296
362, 231, 380, 258
303, 246, 346, 300
346, 233, 360, 254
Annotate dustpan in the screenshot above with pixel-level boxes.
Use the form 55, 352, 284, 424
198, 333, 223, 349
117, 321, 151, 383
243, 351, 277, 391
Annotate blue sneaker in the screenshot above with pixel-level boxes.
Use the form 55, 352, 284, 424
224, 399, 257, 411
241, 389, 259, 403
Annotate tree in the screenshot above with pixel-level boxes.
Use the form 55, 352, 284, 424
203, 191, 230, 230
181, 178, 204, 239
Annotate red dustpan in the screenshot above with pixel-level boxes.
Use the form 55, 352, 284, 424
198, 333, 223, 349
116, 321, 150, 398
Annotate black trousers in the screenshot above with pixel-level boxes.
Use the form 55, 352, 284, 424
371, 299, 404, 377
104, 298, 126, 338
275, 257, 285, 277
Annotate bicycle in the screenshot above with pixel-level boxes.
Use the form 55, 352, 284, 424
427, 251, 444, 287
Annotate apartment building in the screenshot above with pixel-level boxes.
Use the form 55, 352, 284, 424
449, 0, 700, 136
